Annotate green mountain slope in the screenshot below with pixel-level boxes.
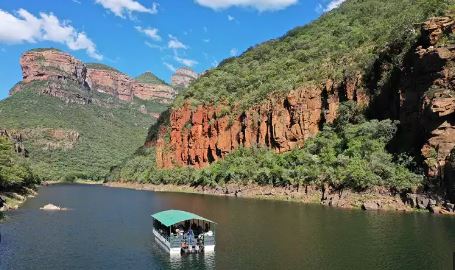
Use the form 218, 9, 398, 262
177, 0, 449, 109
135, 72, 167, 85
0, 84, 157, 180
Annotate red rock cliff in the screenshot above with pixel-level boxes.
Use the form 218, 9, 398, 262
86, 67, 177, 103
154, 79, 369, 168
152, 16, 455, 183
10, 49, 176, 104
19, 49, 86, 85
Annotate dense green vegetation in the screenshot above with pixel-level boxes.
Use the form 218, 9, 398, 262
0, 136, 38, 189
177, 0, 449, 109
135, 72, 167, 85
110, 102, 422, 192
86, 63, 123, 73
0, 84, 163, 180
29, 48, 62, 53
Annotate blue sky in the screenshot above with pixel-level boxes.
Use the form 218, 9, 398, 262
0, 0, 345, 100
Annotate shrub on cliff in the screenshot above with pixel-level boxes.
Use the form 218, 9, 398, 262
0, 137, 38, 189
193, 114, 422, 191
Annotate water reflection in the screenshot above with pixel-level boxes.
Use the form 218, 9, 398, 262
168, 252, 215, 270
1, 184, 454, 270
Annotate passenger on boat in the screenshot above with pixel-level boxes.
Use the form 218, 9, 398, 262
188, 227, 194, 245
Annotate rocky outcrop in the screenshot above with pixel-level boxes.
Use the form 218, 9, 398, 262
397, 17, 455, 181
85, 67, 132, 101
10, 49, 176, 105
0, 129, 28, 157
171, 67, 198, 88
19, 49, 86, 85
10, 49, 92, 104
154, 80, 369, 168
86, 66, 176, 103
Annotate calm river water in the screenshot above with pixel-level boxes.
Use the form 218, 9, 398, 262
0, 184, 454, 270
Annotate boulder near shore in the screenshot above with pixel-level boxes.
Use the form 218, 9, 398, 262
40, 204, 68, 211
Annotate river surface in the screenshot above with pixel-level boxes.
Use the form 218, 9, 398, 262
0, 184, 454, 270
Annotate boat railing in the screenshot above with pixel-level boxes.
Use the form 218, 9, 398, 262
167, 233, 215, 248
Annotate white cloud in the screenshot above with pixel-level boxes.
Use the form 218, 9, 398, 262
168, 35, 187, 49
0, 9, 102, 60
230, 48, 238, 56
95, 0, 158, 18
203, 38, 210, 43
324, 0, 346, 11
228, 15, 235, 21
164, 62, 176, 72
174, 55, 198, 67
71, 0, 82, 4
135, 26, 161, 41
151, 2, 159, 13
145, 41, 164, 50
195, 0, 297, 11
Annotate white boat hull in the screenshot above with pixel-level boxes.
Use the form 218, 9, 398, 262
153, 229, 215, 254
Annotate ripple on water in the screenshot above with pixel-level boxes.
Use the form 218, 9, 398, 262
1, 184, 454, 270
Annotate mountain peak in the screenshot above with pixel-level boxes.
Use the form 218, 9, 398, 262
135, 71, 167, 85
171, 67, 198, 88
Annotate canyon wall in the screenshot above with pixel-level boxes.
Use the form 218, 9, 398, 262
154, 79, 369, 168
153, 17, 455, 186
10, 49, 177, 105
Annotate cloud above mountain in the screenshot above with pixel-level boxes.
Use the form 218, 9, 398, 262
324, 0, 346, 11
135, 26, 161, 41
95, 0, 158, 18
0, 9, 102, 60
195, 0, 298, 11
168, 35, 187, 50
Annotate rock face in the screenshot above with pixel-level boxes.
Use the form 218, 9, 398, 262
86, 67, 177, 104
10, 49, 91, 104
171, 67, 198, 88
396, 17, 455, 182
154, 80, 369, 168
152, 15, 455, 191
10, 49, 176, 105
20, 49, 86, 85
0, 129, 28, 157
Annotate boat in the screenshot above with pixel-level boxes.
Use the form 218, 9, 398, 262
151, 210, 216, 255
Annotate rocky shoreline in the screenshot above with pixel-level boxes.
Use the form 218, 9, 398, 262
2, 181, 454, 217
0, 186, 38, 216
105, 182, 455, 215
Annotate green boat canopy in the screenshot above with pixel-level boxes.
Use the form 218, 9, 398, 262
151, 210, 217, 227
